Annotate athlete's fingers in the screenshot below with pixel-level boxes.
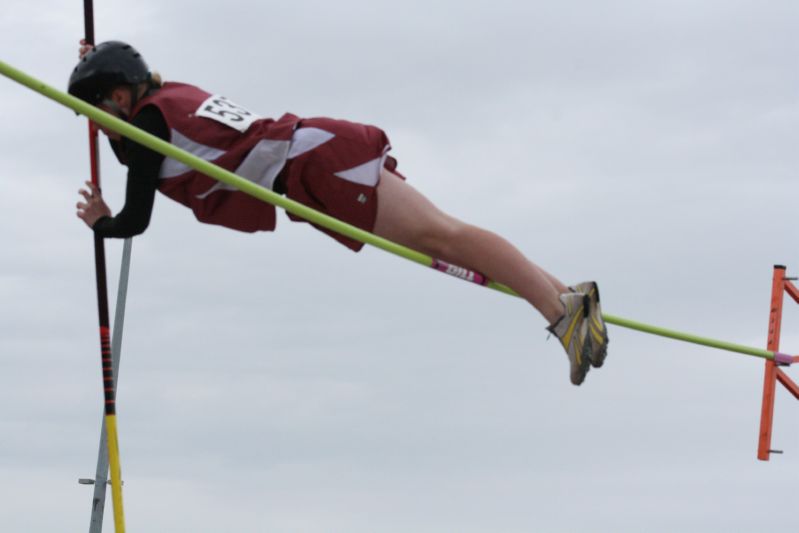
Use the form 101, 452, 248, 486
85, 180, 100, 195
79, 40, 94, 58
82, 182, 102, 200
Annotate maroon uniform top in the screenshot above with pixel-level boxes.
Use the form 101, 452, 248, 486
130, 82, 300, 233
96, 82, 399, 251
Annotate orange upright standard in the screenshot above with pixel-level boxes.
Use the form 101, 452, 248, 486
758, 265, 799, 460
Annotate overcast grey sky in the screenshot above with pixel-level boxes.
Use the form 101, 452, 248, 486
1, 1, 798, 531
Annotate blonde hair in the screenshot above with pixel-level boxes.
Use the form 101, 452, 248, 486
149, 71, 163, 88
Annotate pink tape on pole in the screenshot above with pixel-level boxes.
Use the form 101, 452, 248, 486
431, 259, 488, 286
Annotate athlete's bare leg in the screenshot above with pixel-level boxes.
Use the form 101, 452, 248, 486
373, 169, 568, 324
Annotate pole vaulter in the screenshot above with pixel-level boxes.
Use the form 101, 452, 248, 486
1, 58, 796, 366
0, 58, 796, 459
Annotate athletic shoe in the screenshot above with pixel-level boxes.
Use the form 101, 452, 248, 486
547, 292, 591, 386
571, 281, 609, 368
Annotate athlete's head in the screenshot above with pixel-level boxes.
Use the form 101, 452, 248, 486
69, 41, 161, 138
68, 41, 151, 105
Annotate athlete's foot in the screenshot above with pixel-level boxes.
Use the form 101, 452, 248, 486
571, 281, 609, 368
569, 281, 610, 368
547, 292, 592, 385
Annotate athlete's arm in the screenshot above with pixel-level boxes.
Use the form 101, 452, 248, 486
90, 105, 167, 238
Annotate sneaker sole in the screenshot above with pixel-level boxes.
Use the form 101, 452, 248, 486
571, 294, 592, 385
583, 282, 609, 368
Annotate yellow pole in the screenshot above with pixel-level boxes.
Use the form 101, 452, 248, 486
105, 413, 125, 530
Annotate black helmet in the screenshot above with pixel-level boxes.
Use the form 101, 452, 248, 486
68, 41, 150, 104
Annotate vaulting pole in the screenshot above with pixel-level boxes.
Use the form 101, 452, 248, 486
79, 4, 126, 530
86, 238, 132, 533
0, 58, 793, 370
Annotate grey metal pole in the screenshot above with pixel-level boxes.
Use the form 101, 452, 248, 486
85, 238, 133, 533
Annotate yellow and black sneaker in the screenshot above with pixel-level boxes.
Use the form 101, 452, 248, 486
547, 292, 592, 386
571, 281, 609, 368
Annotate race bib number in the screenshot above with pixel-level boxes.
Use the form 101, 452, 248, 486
195, 94, 261, 132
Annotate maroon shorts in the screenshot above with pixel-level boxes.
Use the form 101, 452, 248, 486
282, 117, 404, 251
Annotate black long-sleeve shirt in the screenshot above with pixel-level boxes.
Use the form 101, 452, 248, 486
92, 106, 168, 238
